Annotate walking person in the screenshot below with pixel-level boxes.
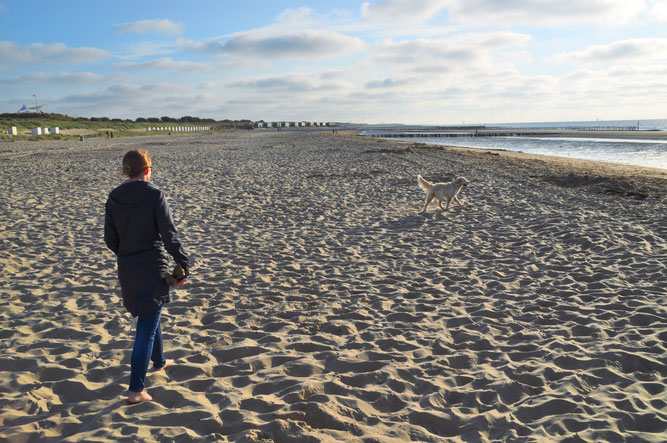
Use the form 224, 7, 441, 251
104, 149, 192, 404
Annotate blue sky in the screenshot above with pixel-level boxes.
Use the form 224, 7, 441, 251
1, 0, 666, 124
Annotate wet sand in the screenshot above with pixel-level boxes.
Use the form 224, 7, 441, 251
0, 131, 665, 441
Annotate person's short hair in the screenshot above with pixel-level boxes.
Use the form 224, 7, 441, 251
122, 149, 151, 178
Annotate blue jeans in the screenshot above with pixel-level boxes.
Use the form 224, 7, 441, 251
129, 306, 166, 392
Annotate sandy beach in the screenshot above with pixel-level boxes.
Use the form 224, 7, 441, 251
0, 130, 665, 441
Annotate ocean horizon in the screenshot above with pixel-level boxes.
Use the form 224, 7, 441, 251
480, 118, 667, 131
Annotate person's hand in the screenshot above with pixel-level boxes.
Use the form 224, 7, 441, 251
163, 272, 177, 285
173, 264, 186, 278
172, 264, 187, 286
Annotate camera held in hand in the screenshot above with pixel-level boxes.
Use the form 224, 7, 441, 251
164, 264, 188, 286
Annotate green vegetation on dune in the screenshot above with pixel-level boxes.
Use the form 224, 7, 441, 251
0, 113, 253, 138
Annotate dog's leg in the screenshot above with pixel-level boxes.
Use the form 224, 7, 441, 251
444, 198, 451, 211
438, 199, 445, 210
454, 196, 462, 206
421, 192, 434, 213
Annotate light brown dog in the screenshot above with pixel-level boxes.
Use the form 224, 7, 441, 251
418, 175, 469, 213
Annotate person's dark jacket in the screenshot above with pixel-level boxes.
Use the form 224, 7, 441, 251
104, 180, 191, 317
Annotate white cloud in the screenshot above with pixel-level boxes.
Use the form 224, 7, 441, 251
0, 41, 110, 68
114, 19, 184, 35
117, 41, 177, 60
373, 32, 531, 71
115, 57, 213, 72
183, 30, 366, 60
550, 38, 667, 64
275, 6, 315, 24
198, 81, 216, 90
245, 7, 358, 36
229, 74, 352, 92
444, 0, 660, 27
225, 30, 366, 58
364, 76, 417, 89
178, 38, 224, 54
0, 71, 103, 85
375, 38, 474, 64
646, 0, 667, 21
55, 82, 207, 117
361, 0, 449, 24
553, 65, 667, 113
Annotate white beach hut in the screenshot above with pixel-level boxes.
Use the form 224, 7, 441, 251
32, 128, 43, 135
50, 127, 60, 134
8, 127, 17, 135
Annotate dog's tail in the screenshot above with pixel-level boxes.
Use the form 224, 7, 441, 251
417, 175, 433, 192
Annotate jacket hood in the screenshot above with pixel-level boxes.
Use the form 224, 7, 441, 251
108, 181, 151, 209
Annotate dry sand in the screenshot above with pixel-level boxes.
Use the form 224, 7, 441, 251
0, 131, 665, 442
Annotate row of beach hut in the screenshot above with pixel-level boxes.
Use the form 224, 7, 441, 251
254, 121, 335, 128
146, 126, 211, 132
6, 126, 61, 136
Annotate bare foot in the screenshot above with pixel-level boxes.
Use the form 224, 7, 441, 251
127, 390, 152, 404
155, 359, 174, 371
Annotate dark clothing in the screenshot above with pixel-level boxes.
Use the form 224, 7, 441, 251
104, 181, 191, 317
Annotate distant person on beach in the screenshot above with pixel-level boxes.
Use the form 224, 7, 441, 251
104, 149, 192, 405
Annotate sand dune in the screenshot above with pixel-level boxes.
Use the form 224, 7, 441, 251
1, 131, 665, 441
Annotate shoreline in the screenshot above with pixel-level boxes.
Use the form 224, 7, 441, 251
355, 127, 667, 140
350, 128, 667, 171
341, 129, 667, 180
356, 134, 666, 203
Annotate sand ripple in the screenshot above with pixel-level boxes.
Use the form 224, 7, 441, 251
1, 132, 665, 441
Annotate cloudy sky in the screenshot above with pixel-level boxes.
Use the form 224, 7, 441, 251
1, 0, 666, 124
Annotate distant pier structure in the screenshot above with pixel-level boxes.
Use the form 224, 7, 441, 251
360, 124, 642, 139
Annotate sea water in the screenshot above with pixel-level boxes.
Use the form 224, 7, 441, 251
364, 119, 667, 170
